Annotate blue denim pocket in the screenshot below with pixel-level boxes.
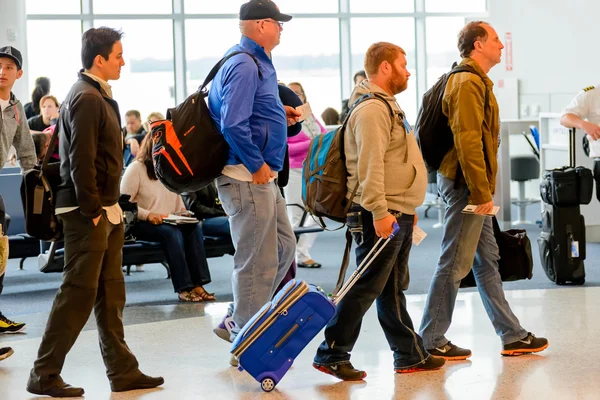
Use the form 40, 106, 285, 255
217, 181, 242, 217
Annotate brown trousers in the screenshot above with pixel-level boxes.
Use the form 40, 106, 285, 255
30, 210, 139, 388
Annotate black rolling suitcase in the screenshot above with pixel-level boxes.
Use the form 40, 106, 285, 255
537, 128, 592, 285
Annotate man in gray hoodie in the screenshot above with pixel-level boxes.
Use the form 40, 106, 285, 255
0, 45, 35, 361
312, 42, 445, 380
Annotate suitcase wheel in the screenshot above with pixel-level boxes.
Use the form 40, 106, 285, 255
572, 278, 585, 286
260, 377, 276, 392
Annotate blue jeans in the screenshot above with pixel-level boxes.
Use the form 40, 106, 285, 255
216, 176, 296, 338
134, 222, 211, 293
419, 173, 527, 348
314, 206, 429, 369
202, 216, 230, 237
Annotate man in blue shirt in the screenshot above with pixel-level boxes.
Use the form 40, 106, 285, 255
208, 0, 300, 364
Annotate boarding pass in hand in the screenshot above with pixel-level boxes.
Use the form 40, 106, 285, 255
296, 103, 312, 122
412, 225, 427, 246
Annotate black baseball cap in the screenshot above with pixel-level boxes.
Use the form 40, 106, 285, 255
0, 46, 23, 70
239, 0, 292, 22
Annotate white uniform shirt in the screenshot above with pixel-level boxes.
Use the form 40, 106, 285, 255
562, 85, 600, 157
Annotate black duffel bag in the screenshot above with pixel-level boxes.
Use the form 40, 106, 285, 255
20, 124, 63, 242
460, 217, 533, 288
540, 166, 593, 206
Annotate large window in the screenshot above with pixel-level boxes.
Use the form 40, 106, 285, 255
93, 0, 172, 14
426, 17, 465, 90
351, 18, 417, 120
426, 0, 487, 12
94, 20, 175, 120
184, 0, 338, 14
26, 1, 488, 118
26, 0, 80, 14
26, 21, 82, 103
350, 0, 414, 13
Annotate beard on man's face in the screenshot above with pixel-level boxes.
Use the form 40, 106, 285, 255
389, 64, 408, 95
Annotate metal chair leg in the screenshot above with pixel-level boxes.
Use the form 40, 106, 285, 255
161, 262, 171, 279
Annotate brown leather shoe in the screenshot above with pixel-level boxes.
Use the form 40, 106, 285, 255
26, 376, 84, 398
111, 373, 164, 392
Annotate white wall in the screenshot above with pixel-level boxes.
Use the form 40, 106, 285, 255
0, 0, 28, 102
488, 0, 597, 115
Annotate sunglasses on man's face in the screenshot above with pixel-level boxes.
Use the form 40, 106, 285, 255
258, 19, 284, 28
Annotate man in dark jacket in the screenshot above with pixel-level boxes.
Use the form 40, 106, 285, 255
27, 27, 163, 398
122, 109, 147, 166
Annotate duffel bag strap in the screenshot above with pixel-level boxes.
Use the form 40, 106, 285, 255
333, 228, 353, 295
41, 119, 60, 173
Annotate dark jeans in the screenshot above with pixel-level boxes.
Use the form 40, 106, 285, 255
135, 221, 211, 293
30, 210, 140, 390
314, 206, 429, 369
202, 216, 230, 237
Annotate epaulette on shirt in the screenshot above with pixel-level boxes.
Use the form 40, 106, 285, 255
583, 86, 595, 92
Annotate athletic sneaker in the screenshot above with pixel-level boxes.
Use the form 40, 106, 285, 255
395, 355, 446, 373
213, 303, 235, 343
427, 342, 472, 360
501, 333, 548, 356
0, 347, 14, 361
0, 313, 26, 334
312, 362, 367, 381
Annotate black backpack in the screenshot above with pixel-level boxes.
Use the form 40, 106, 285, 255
415, 63, 488, 172
150, 52, 262, 193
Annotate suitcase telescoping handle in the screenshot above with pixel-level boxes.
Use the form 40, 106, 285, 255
570, 128, 576, 168
333, 222, 400, 305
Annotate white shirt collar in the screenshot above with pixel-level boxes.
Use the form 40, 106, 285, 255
82, 71, 113, 99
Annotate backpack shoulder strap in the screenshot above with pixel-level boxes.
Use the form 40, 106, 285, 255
345, 92, 395, 127
199, 51, 263, 91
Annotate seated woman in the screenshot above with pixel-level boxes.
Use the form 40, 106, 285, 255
120, 137, 215, 302
27, 95, 59, 132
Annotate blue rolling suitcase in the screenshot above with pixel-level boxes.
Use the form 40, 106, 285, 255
231, 223, 400, 392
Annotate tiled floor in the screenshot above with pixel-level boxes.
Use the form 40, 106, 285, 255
1, 287, 598, 399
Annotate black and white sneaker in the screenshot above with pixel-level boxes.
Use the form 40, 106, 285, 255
427, 342, 472, 360
501, 332, 548, 356
313, 362, 367, 381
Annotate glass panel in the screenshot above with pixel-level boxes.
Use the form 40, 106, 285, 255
426, 0, 486, 13
426, 17, 465, 89
93, 0, 172, 14
26, 21, 82, 104
185, 18, 341, 124
185, 19, 242, 92
350, 18, 417, 121
26, 0, 81, 14
94, 20, 175, 120
275, 18, 341, 124
184, 0, 337, 14
350, 0, 414, 13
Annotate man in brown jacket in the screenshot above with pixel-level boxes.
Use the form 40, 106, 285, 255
419, 22, 549, 360
26, 27, 163, 398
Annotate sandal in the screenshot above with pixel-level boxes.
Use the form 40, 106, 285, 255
299, 260, 322, 269
192, 286, 216, 301
178, 291, 203, 302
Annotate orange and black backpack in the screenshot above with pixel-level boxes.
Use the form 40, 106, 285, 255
150, 51, 261, 193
